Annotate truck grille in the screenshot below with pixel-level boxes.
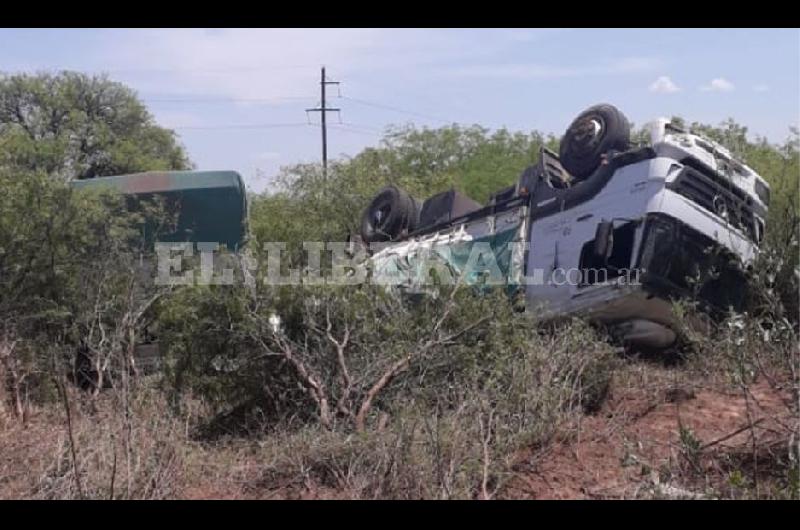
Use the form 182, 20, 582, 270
669, 158, 757, 241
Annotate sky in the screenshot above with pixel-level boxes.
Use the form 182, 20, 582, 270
1, 28, 798, 193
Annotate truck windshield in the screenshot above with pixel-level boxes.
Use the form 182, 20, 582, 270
638, 213, 748, 313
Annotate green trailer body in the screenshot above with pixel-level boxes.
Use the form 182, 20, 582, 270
70, 170, 248, 251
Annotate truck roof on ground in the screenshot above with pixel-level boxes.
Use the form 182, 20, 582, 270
70, 170, 246, 194
71, 170, 249, 251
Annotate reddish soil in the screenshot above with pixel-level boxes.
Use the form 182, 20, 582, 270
502, 376, 794, 499
2, 370, 795, 500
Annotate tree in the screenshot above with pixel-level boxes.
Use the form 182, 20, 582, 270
249, 124, 557, 271
253, 117, 798, 323
0, 72, 193, 412
0, 167, 147, 407
0, 71, 191, 180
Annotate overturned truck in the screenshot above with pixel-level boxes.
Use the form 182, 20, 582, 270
359, 104, 770, 351
69, 170, 249, 383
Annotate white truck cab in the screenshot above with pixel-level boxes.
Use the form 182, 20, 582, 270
360, 105, 769, 351
648, 117, 770, 246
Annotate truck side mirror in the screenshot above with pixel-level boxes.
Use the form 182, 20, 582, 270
594, 220, 614, 260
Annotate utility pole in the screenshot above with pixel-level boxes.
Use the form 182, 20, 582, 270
306, 66, 340, 179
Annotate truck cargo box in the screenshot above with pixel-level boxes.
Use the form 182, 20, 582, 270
70, 170, 248, 251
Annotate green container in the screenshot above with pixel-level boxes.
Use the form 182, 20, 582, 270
71, 170, 248, 251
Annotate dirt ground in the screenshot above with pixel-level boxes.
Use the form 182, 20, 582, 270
1, 365, 795, 500
502, 374, 794, 499
175, 366, 795, 500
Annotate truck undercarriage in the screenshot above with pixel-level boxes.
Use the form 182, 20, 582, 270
359, 104, 770, 351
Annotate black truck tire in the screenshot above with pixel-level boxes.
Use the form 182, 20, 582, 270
559, 104, 631, 180
360, 185, 419, 244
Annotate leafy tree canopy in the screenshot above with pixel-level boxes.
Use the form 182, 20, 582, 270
0, 71, 191, 179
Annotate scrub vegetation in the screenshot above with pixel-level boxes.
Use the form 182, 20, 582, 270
1, 72, 798, 499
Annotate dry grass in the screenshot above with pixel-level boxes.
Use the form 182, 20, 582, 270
0, 384, 187, 499
1, 309, 797, 500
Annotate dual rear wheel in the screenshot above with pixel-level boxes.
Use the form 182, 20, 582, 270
359, 104, 632, 243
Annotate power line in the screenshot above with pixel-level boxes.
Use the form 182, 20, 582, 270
305, 66, 340, 178
330, 124, 382, 137
171, 122, 312, 131
161, 73, 462, 143
119, 64, 320, 73
338, 121, 383, 133
168, 122, 382, 134
46, 64, 323, 75
344, 77, 446, 112
340, 95, 453, 125
145, 95, 316, 104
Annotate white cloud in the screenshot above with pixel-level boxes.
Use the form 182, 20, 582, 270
97, 29, 383, 100
500, 29, 570, 43
149, 109, 206, 129
90, 29, 499, 101
45, 29, 658, 106
649, 76, 681, 93
449, 56, 660, 79
252, 151, 281, 161
753, 83, 770, 92
701, 78, 735, 92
